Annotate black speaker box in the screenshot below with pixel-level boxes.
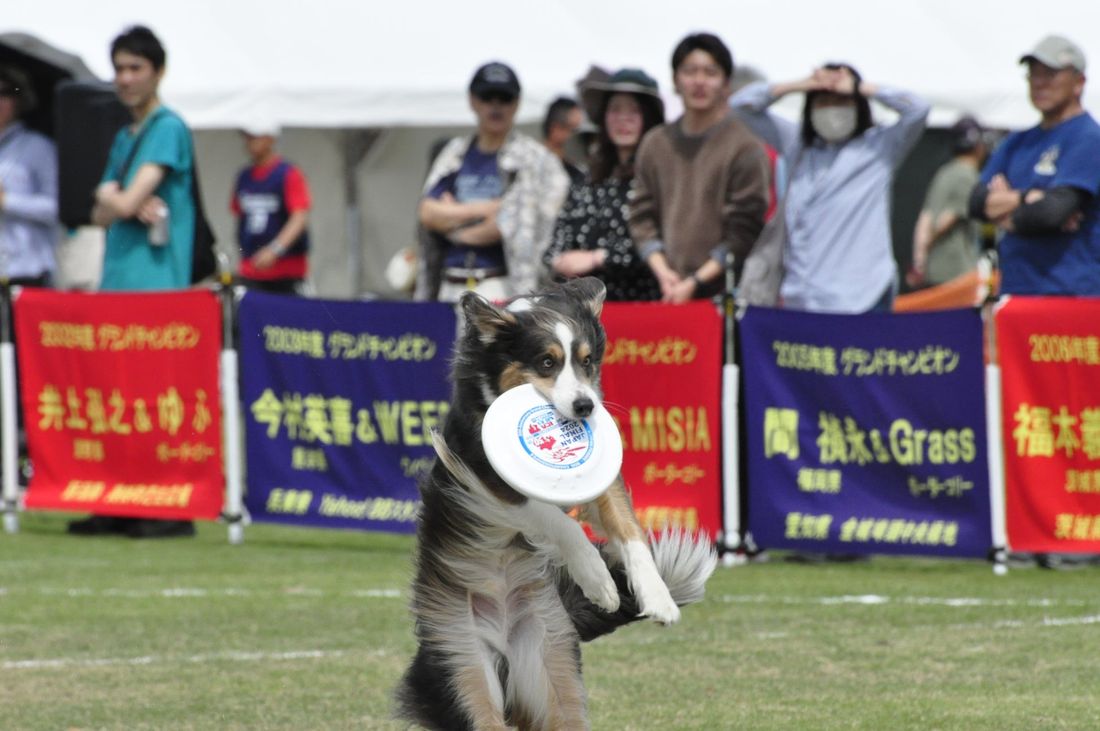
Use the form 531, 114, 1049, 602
54, 80, 129, 228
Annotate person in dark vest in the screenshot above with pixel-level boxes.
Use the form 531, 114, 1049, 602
230, 120, 311, 294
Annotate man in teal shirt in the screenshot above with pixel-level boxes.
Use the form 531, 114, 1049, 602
73, 26, 196, 538
92, 25, 195, 291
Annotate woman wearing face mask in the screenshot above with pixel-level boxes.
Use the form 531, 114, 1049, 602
544, 68, 664, 300
731, 64, 929, 312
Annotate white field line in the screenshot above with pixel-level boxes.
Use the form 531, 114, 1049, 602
718, 594, 1100, 636
718, 594, 1090, 608
2, 586, 404, 599
350, 588, 402, 598
990, 614, 1100, 628
2, 647, 389, 671
750, 613, 1100, 641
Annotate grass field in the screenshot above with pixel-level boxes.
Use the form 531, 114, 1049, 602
2, 512, 1099, 731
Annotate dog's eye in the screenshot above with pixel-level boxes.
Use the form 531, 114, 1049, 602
539, 356, 555, 371
582, 355, 593, 368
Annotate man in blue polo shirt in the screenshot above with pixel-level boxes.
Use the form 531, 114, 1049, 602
970, 34, 1100, 295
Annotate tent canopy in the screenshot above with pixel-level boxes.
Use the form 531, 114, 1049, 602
7, 0, 1100, 130
0, 31, 97, 135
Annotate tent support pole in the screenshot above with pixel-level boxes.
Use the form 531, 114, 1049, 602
342, 130, 382, 297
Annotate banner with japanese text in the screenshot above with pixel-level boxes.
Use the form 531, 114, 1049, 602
15, 289, 224, 519
996, 296, 1100, 553
239, 293, 455, 533
740, 307, 991, 557
600, 302, 722, 538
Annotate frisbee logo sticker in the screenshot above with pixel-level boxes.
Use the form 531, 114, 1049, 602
517, 405, 594, 469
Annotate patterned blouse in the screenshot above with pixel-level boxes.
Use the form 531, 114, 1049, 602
545, 177, 661, 301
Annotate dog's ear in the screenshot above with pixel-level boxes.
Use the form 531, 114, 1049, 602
567, 277, 607, 319
460, 291, 517, 343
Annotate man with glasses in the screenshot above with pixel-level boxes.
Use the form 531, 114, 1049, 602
416, 62, 569, 302
969, 35, 1100, 296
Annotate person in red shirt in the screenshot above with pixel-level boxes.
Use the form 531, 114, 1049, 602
230, 122, 311, 293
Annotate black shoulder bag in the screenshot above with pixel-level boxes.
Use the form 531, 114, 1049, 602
117, 114, 217, 284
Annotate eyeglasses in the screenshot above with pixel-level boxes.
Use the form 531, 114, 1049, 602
477, 91, 516, 104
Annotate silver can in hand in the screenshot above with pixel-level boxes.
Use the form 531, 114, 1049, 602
148, 204, 170, 246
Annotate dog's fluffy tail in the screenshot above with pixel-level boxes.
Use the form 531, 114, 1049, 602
560, 528, 717, 642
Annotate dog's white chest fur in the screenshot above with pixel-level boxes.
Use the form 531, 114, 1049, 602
457, 541, 583, 728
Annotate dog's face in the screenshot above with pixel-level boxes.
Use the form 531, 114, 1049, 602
460, 277, 607, 421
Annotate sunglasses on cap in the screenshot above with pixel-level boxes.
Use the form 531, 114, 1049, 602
477, 90, 516, 104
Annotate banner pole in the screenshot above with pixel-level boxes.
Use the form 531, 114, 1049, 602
218, 269, 245, 545
721, 364, 742, 565
983, 301, 1008, 575
0, 283, 18, 534
720, 253, 744, 565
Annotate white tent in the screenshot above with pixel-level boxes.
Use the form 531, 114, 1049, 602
6, 0, 1100, 295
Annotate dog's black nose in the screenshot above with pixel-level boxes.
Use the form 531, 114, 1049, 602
572, 397, 594, 419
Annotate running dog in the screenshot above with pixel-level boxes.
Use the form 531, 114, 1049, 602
395, 277, 716, 731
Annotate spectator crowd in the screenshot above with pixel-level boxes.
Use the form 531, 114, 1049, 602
3, 26, 1097, 310
408, 30, 1099, 311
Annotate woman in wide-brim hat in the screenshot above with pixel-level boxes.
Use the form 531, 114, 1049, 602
544, 68, 665, 301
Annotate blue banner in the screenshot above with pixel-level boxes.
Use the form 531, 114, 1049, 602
740, 307, 991, 558
239, 293, 456, 533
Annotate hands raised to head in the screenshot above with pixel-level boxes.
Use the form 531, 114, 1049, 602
810, 66, 857, 95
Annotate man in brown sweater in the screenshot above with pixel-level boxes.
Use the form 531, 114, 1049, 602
630, 32, 770, 302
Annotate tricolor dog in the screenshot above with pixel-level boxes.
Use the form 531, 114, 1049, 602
395, 277, 715, 731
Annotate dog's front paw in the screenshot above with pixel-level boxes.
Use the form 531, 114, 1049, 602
570, 547, 620, 613
586, 573, 621, 614
636, 582, 681, 625
620, 539, 680, 625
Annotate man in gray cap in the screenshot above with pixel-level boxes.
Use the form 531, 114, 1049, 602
969, 34, 1100, 296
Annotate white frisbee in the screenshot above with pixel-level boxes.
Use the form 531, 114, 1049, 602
481, 383, 623, 506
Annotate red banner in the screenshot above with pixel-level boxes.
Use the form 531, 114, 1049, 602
997, 296, 1100, 552
15, 289, 224, 520
600, 301, 722, 538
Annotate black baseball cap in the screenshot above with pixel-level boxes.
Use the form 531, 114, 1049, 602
469, 62, 521, 99
951, 115, 984, 153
